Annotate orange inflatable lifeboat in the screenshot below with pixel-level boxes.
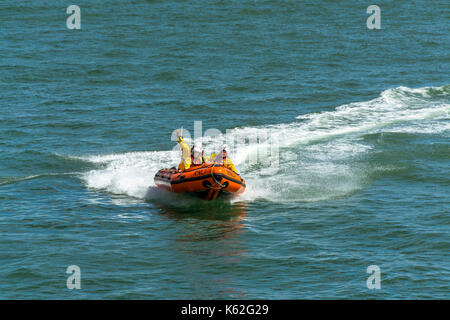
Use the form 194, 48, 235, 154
154, 164, 246, 200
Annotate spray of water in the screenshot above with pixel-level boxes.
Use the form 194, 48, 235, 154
79, 86, 449, 203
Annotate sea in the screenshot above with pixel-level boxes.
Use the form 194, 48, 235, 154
1, 0, 449, 299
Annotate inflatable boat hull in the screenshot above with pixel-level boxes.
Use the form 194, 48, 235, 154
154, 164, 246, 201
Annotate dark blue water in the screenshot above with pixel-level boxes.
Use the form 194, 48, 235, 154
1, 1, 449, 299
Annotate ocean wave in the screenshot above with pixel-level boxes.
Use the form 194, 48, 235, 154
79, 85, 449, 203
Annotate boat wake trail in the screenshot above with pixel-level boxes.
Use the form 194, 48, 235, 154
78, 85, 449, 203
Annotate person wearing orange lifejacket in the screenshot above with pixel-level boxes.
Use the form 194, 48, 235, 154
205, 144, 238, 173
176, 129, 191, 171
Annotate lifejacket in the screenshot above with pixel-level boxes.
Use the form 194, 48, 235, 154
207, 153, 238, 173
178, 137, 192, 171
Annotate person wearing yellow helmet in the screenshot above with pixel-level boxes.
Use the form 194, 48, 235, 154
176, 129, 191, 171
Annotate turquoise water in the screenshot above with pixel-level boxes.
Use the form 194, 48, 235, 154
1, 1, 449, 299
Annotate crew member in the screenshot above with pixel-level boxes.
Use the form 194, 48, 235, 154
191, 143, 205, 166
206, 144, 238, 173
176, 129, 191, 171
